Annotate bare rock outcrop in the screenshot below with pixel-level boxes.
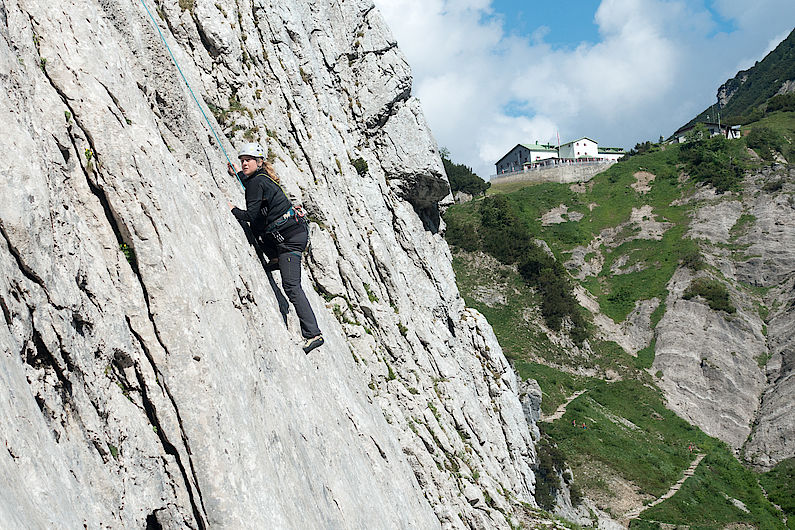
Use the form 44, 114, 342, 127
0, 0, 538, 528
654, 268, 767, 449
717, 73, 748, 107
653, 167, 795, 466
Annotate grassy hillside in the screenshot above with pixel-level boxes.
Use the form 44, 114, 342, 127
760, 458, 795, 527
444, 113, 794, 526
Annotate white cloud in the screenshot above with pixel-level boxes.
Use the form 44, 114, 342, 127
373, 0, 795, 179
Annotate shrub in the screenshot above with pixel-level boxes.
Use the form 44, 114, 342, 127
444, 217, 480, 251
533, 436, 567, 511
762, 179, 784, 192
350, 157, 368, 176
621, 140, 662, 159
446, 194, 588, 342
746, 126, 785, 161
723, 108, 764, 126
765, 93, 795, 113
478, 195, 533, 263
569, 482, 583, 507
518, 246, 587, 342
679, 133, 744, 192
683, 278, 735, 313
680, 248, 704, 271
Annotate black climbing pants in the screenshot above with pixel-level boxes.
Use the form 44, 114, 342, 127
276, 225, 321, 339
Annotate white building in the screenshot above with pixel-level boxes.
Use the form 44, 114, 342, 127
493, 137, 626, 176
558, 137, 598, 159
597, 147, 626, 162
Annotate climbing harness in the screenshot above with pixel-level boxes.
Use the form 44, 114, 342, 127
265, 207, 308, 244
264, 206, 306, 234
136, 0, 242, 188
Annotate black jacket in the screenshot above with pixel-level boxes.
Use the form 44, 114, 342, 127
232, 168, 292, 234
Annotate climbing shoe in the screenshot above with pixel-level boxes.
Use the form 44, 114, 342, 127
303, 335, 324, 354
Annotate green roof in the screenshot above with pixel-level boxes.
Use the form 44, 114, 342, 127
519, 143, 557, 152
598, 147, 625, 153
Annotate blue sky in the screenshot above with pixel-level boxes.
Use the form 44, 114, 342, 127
491, 0, 739, 44
373, 0, 795, 179
490, 0, 603, 47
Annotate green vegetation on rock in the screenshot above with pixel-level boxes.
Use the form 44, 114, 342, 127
513, 359, 586, 415
447, 195, 587, 342
766, 93, 795, 114
683, 277, 736, 314
747, 125, 791, 161
679, 127, 746, 192
534, 435, 575, 511
546, 379, 713, 498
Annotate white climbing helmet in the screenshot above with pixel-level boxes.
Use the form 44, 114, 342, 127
238, 142, 265, 159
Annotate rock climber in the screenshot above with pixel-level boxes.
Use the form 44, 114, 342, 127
227, 142, 324, 354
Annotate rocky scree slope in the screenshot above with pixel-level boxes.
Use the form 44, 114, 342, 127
0, 0, 538, 528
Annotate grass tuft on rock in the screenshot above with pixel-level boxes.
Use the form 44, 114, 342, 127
683, 277, 736, 314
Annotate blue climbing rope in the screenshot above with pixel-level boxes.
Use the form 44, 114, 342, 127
136, 0, 242, 187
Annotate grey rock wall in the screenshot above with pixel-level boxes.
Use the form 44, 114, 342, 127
654, 268, 767, 450
0, 0, 537, 528
653, 167, 795, 467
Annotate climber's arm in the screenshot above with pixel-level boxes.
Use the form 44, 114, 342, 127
232, 178, 266, 223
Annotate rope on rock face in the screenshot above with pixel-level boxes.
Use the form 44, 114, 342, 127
136, 0, 242, 188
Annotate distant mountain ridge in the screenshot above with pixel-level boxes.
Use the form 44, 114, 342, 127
683, 27, 795, 128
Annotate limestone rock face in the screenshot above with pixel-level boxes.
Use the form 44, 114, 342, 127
653, 167, 795, 466
0, 0, 537, 528
518, 378, 542, 441
717, 74, 747, 107
654, 268, 767, 449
